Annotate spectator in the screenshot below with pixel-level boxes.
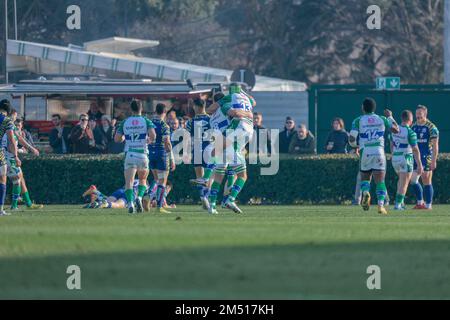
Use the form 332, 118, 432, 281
325, 118, 349, 154
49, 114, 71, 154
279, 117, 296, 154
169, 117, 184, 149
87, 101, 104, 121
179, 117, 186, 129
70, 114, 95, 154
15, 119, 36, 150
289, 124, 316, 155
93, 115, 114, 154
253, 112, 271, 154
108, 117, 125, 154
167, 110, 177, 123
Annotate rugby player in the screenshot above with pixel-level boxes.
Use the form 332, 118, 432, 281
411, 105, 439, 210
0, 100, 20, 216
114, 100, 156, 214
203, 86, 255, 214
349, 98, 399, 215
2, 113, 42, 211
390, 110, 423, 211
148, 103, 176, 214
186, 98, 213, 210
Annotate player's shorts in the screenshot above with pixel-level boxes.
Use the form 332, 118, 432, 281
149, 148, 170, 172
6, 157, 22, 178
414, 153, 432, 172
110, 188, 128, 205
124, 152, 149, 170
392, 153, 414, 174
360, 148, 386, 172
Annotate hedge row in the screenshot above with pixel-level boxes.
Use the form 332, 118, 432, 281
18, 154, 450, 205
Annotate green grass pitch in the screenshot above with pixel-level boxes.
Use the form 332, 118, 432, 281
1, 205, 450, 300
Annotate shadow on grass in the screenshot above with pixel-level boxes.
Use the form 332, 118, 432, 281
1, 240, 450, 300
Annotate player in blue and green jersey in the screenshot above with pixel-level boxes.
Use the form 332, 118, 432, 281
390, 110, 423, 211
349, 98, 399, 215
148, 103, 176, 214
115, 100, 156, 214
411, 105, 439, 210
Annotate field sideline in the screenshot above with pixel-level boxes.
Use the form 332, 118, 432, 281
1, 205, 450, 300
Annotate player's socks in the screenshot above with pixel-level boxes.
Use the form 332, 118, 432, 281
11, 184, 21, 209
376, 182, 387, 206
395, 194, 405, 209
360, 180, 371, 194
137, 185, 147, 200
125, 189, 134, 204
208, 181, 221, 208
0, 183, 6, 211
424, 184, 434, 208
22, 191, 33, 207
228, 178, 246, 202
413, 183, 424, 205
203, 167, 214, 181
156, 185, 166, 208
226, 173, 235, 192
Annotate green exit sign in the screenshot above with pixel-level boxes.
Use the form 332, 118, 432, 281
376, 77, 401, 90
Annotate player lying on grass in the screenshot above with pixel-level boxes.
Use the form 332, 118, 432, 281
82, 180, 144, 209
411, 105, 439, 210
149, 103, 176, 214
115, 100, 156, 214
390, 110, 423, 211
349, 98, 399, 215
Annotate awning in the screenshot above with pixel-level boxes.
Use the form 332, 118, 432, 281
7, 39, 307, 92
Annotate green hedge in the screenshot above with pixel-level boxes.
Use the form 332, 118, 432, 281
17, 154, 450, 205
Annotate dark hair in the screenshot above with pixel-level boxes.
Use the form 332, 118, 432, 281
402, 110, 413, 121
213, 92, 225, 102
192, 98, 205, 109
10, 108, 18, 115
0, 99, 11, 113
362, 98, 376, 114
131, 100, 142, 113
15, 118, 23, 125
52, 114, 62, 120
156, 103, 167, 115
254, 112, 261, 117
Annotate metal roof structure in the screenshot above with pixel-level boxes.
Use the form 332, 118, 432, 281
0, 80, 221, 95
83, 37, 160, 55
6, 39, 307, 92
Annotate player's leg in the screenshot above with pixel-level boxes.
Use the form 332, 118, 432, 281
373, 170, 388, 215
10, 176, 21, 210
411, 155, 426, 209
19, 174, 43, 209
224, 164, 246, 214
124, 167, 137, 213
208, 166, 226, 214
221, 169, 236, 208
135, 168, 149, 213
395, 172, 411, 211
360, 170, 372, 211
0, 163, 7, 216
353, 171, 362, 205
155, 170, 170, 213
422, 170, 434, 210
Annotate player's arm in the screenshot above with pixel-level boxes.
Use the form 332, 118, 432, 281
206, 102, 219, 115
431, 137, 439, 171
16, 134, 39, 156
227, 109, 252, 119
349, 118, 359, 148
114, 121, 125, 143
384, 109, 400, 134
164, 136, 176, 171
147, 128, 156, 144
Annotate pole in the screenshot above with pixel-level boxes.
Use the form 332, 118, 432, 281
4, 0, 8, 84
445, 0, 450, 84
13, 0, 17, 40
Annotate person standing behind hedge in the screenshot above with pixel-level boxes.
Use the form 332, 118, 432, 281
49, 114, 71, 154
325, 118, 349, 154
279, 117, 296, 154
70, 114, 94, 154
289, 124, 316, 155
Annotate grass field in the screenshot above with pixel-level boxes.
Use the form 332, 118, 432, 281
1, 205, 450, 300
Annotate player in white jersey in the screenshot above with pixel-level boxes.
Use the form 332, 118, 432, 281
349, 98, 399, 215
115, 100, 156, 214
390, 110, 423, 211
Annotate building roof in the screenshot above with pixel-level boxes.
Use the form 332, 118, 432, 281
6, 39, 307, 92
